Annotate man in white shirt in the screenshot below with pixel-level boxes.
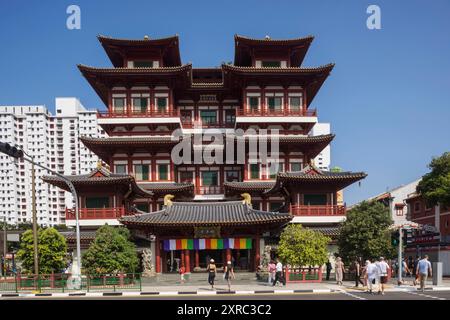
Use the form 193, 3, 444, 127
272, 258, 285, 286
365, 260, 378, 294
376, 257, 390, 295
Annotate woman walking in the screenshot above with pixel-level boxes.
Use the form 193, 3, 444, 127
268, 260, 276, 285
335, 257, 345, 285
224, 261, 235, 292
206, 259, 217, 289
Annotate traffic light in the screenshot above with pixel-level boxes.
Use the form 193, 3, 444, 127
391, 230, 400, 246
0, 142, 24, 159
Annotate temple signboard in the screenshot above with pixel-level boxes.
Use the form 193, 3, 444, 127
194, 226, 221, 238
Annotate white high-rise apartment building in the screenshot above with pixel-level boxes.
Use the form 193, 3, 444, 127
0, 98, 105, 226
311, 123, 331, 171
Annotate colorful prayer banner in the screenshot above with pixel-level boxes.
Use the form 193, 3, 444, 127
163, 238, 253, 251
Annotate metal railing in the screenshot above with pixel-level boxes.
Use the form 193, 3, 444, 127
0, 273, 142, 293
181, 120, 235, 129
290, 204, 346, 216
97, 109, 180, 118
236, 108, 317, 117
285, 267, 322, 283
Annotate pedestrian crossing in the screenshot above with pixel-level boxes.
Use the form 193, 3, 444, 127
406, 291, 446, 300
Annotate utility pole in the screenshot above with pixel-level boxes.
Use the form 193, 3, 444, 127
31, 161, 39, 275
398, 227, 403, 284
3, 216, 6, 278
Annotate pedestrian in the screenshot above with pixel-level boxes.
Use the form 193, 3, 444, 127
224, 260, 235, 291
416, 255, 432, 292
326, 260, 332, 281
402, 258, 411, 280
179, 264, 186, 283
365, 260, 377, 294
206, 259, 217, 289
268, 260, 276, 285
412, 255, 420, 286
335, 257, 345, 285
272, 258, 286, 287
353, 258, 365, 287
376, 257, 390, 295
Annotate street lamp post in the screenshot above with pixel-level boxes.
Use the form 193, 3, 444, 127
0, 143, 81, 287
21, 156, 82, 286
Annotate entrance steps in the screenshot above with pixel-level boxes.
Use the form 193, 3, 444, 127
142, 272, 257, 285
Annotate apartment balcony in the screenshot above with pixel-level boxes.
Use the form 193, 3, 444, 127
65, 206, 131, 226
290, 204, 346, 224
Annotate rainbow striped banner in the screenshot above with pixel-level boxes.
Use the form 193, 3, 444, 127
163, 238, 252, 251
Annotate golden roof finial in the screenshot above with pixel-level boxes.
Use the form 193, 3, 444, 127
241, 193, 252, 205
164, 194, 175, 207
144, 35, 149, 40
96, 160, 103, 169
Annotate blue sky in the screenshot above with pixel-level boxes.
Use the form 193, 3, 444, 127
0, 0, 449, 205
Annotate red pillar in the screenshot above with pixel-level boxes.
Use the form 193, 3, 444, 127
181, 250, 185, 268
185, 249, 191, 273
254, 236, 260, 271
155, 237, 161, 273
195, 250, 200, 269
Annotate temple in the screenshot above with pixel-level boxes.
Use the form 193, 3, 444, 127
43, 33, 367, 273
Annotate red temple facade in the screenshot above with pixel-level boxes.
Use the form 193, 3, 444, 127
44, 34, 366, 273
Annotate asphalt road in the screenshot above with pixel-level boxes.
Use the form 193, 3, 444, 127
3, 290, 450, 300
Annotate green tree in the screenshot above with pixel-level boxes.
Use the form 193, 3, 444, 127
17, 228, 68, 274
330, 166, 343, 172
277, 224, 330, 267
82, 225, 138, 274
417, 152, 450, 207
337, 201, 395, 263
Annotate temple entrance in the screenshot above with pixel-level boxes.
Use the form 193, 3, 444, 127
200, 250, 223, 269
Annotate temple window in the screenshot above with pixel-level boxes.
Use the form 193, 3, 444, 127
249, 164, 260, 179
135, 203, 149, 212
248, 96, 260, 111
155, 97, 168, 113
179, 171, 194, 184
261, 60, 281, 68
132, 94, 149, 113
414, 202, 421, 213
303, 194, 327, 206
157, 164, 169, 181
201, 171, 218, 186
268, 162, 284, 179
127, 60, 159, 68
225, 170, 240, 182
290, 161, 303, 171
133, 162, 151, 181
200, 110, 217, 124
269, 202, 283, 211
289, 95, 303, 112
85, 196, 109, 209
224, 109, 236, 125
266, 95, 283, 112
112, 97, 126, 113
114, 164, 127, 174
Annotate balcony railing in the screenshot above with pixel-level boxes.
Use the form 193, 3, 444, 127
97, 109, 180, 118
182, 120, 235, 129
236, 108, 317, 117
65, 206, 130, 220
290, 204, 346, 216
197, 186, 224, 195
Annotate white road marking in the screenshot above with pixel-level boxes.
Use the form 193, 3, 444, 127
339, 290, 367, 300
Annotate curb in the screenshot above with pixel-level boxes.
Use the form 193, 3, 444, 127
0, 288, 336, 298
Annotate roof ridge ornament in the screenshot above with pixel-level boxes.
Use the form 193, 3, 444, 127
241, 193, 252, 206
144, 35, 150, 40
164, 194, 175, 207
